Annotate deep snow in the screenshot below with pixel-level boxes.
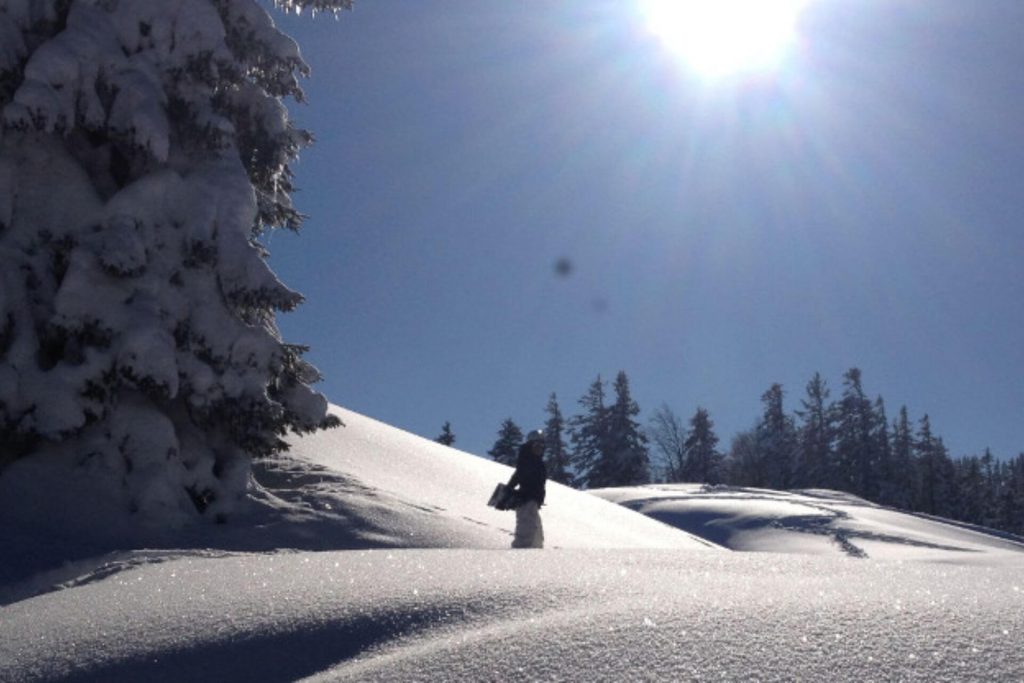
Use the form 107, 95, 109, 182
2, 406, 1024, 681
591, 484, 1024, 564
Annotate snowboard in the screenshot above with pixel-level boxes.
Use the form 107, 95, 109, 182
487, 483, 520, 510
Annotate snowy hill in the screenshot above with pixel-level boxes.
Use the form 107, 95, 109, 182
2, 405, 1024, 681
591, 484, 1024, 565
269, 407, 714, 551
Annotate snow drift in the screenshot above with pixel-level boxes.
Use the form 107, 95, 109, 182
591, 484, 1024, 565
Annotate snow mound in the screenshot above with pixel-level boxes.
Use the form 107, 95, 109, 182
591, 483, 1024, 564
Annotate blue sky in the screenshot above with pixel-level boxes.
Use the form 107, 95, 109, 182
266, 0, 1023, 462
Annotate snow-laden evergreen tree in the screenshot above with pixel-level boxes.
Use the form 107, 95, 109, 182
0, 0, 347, 522
435, 421, 455, 446
602, 371, 649, 486
488, 418, 522, 466
542, 392, 573, 486
682, 406, 721, 484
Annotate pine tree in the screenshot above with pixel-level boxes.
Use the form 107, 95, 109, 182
435, 421, 455, 446
871, 396, 894, 505
955, 455, 986, 525
601, 371, 650, 487
488, 418, 522, 466
723, 429, 758, 486
979, 448, 1001, 528
754, 383, 796, 490
935, 437, 959, 518
997, 454, 1024, 535
888, 405, 915, 509
0, 0, 345, 521
913, 414, 954, 516
569, 376, 608, 489
834, 368, 876, 498
794, 372, 834, 489
543, 393, 573, 486
682, 407, 721, 484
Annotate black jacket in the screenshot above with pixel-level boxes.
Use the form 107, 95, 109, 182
507, 443, 547, 506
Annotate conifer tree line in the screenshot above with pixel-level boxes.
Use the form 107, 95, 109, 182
487, 368, 1024, 537
488, 371, 650, 490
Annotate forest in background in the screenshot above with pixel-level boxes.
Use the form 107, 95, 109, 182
461, 368, 1024, 538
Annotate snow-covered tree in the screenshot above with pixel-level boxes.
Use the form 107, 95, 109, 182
542, 393, 573, 486
488, 418, 522, 466
0, 0, 347, 522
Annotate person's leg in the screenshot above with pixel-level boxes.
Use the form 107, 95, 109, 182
512, 500, 539, 548
532, 507, 544, 548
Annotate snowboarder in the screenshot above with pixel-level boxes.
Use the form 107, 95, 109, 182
506, 429, 547, 548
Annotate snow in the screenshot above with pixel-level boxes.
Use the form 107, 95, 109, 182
590, 484, 1024, 565
2, 405, 1024, 681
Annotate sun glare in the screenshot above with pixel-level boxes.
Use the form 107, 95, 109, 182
640, 0, 809, 79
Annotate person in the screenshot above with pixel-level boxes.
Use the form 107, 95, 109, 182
506, 429, 547, 549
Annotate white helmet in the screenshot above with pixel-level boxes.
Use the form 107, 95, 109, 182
525, 429, 545, 445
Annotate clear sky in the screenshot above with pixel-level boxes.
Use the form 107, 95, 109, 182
265, 0, 1024, 462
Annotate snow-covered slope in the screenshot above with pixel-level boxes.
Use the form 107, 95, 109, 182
0, 405, 708, 599
271, 407, 713, 551
3, 405, 1024, 682
591, 484, 1024, 565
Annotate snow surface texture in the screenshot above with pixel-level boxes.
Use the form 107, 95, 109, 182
2, 406, 1023, 681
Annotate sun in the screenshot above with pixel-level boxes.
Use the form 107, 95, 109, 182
640, 0, 810, 79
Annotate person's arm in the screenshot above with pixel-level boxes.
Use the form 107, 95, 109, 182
506, 452, 524, 489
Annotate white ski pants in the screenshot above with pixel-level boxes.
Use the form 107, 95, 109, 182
512, 500, 544, 549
